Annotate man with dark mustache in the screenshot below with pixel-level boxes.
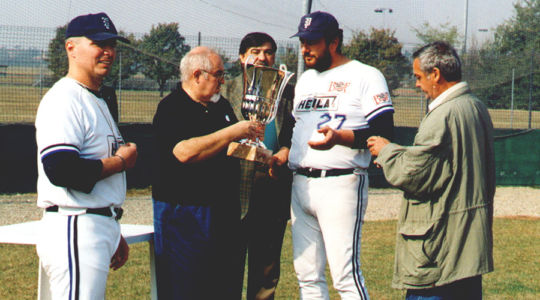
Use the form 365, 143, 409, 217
287, 11, 394, 300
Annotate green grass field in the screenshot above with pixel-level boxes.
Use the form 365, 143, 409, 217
1, 218, 538, 299
1, 77, 539, 128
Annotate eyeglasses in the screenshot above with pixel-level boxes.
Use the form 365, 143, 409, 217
202, 70, 226, 81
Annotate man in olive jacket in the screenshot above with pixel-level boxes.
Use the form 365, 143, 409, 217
368, 41, 495, 299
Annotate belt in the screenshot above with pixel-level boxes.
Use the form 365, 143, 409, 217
295, 168, 355, 178
46, 205, 123, 221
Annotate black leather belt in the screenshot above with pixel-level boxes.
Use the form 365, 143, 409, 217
295, 168, 355, 178
46, 205, 123, 220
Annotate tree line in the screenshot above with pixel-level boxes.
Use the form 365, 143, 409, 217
407, 0, 539, 110
45, 0, 538, 109
47, 23, 190, 97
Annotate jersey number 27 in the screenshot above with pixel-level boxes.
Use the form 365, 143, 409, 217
317, 113, 347, 129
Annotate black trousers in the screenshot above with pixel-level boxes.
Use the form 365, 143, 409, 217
238, 169, 291, 300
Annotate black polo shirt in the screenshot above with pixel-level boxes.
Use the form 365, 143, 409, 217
152, 84, 240, 206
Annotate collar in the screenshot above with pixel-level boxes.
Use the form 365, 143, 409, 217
177, 83, 219, 111
65, 77, 103, 98
428, 82, 468, 112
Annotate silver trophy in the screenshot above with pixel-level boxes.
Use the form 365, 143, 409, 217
227, 56, 294, 163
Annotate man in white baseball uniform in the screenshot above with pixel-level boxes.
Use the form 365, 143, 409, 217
35, 12, 137, 299
286, 11, 394, 299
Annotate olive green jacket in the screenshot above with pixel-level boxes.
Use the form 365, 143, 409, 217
375, 83, 495, 289
222, 75, 294, 219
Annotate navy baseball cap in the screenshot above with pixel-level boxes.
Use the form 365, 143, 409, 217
291, 11, 340, 40
65, 12, 129, 43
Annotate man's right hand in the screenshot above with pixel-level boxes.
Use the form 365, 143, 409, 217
173, 120, 264, 164
234, 120, 265, 141
366, 136, 389, 157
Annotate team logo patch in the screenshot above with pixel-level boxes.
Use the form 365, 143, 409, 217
296, 96, 338, 112
328, 81, 351, 93
373, 92, 390, 105
304, 17, 312, 29
102, 17, 111, 30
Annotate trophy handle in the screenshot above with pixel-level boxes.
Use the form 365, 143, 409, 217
231, 61, 295, 163
270, 64, 294, 120
244, 54, 256, 66
242, 59, 295, 124
245, 55, 260, 96
242, 55, 258, 120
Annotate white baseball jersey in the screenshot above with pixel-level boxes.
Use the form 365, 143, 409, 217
289, 60, 393, 170
35, 77, 126, 209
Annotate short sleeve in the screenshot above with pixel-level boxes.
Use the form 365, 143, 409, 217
360, 68, 394, 122
35, 87, 86, 158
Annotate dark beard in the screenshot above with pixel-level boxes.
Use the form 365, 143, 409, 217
311, 49, 332, 72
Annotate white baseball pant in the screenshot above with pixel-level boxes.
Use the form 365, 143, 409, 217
291, 171, 369, 300
36, 211, 121, 300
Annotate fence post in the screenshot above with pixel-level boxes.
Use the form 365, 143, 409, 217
511, 68, 514, 129
40, 49, 44, 98
297, 0, 312, 77
118, 51, 122, 122
528, 47, 534, 129
462, 0, 469, 55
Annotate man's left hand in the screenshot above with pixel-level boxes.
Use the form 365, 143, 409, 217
308, 126, 338, 150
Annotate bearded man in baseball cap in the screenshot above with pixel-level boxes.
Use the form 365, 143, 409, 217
287, 11, 395, 300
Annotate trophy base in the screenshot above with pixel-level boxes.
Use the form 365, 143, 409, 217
227, 142, 272, 164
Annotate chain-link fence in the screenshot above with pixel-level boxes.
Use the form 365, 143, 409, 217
0, 25, 300, 124
0, 24, 538, 129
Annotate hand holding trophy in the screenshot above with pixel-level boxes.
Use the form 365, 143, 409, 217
227, 56, 294, 163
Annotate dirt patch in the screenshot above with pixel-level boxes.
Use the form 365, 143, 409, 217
365, 186, 540, 220
0, 186, 538, 226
